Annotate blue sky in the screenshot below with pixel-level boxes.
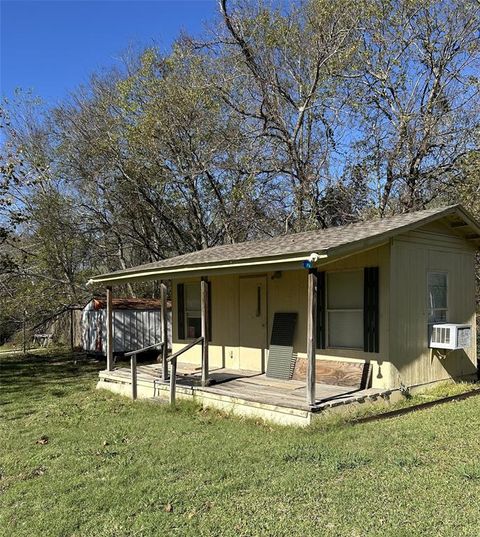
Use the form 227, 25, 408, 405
1, 0, 217, 104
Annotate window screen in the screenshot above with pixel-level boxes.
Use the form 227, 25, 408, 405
327, 270, 364, 349
185, 283, 201, 338
428, 272, 447, 323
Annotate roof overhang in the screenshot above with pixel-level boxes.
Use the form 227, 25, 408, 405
87, 204, 480, 287
443, 205, 480, 245
87, 252, 328, 286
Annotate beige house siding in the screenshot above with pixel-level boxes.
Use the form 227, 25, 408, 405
388, 223, 477, 389
310, 244, 391, 389
171, 243, 391, 389
172, 222, 477, 391
90, 206, 479, 396
172, 274, 240, 369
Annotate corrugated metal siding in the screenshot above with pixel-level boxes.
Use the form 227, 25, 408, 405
82, 309, 172, 354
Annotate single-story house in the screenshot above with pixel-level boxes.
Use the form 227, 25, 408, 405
82, 297, 172, 355
88, 205, 479, 425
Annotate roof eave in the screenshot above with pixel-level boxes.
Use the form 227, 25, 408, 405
323, 205, 469, 261
452, 205, 480, 237
87, 252, 328, 286
87, 204, 480, 288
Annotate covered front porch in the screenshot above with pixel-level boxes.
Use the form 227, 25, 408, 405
87, 219, 398, 423
98, 361, 389, 426
91, 241, 389, 425
100, 265, 359, 411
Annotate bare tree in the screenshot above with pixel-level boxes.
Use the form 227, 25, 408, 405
212, 0, 363, 229
353, 0, 480, 214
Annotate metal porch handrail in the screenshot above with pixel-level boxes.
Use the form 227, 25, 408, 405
128, 338, 204, 405
166, 336, 203, 363
166, 336, 204, 406
126, 341, 164, 401
124, 341, 164, 358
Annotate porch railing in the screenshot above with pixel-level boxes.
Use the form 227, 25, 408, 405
166, 336, 204, 406
125, 336, 205, 404
124, 342, 164, 400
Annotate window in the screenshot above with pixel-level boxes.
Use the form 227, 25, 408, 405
185, 283, 201, 338
326, 270, 364, 349
428, 272, 447, 323
177, 281, 212, 341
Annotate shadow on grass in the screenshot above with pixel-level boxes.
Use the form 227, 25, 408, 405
0, 351, 105, 404
0, 350, 159, 406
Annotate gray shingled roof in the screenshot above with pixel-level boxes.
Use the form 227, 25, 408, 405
89, 204, 479, 284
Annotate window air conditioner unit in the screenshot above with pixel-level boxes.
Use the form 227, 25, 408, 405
429, 324, 472, 350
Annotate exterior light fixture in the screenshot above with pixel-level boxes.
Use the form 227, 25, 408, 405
303, 252, 321, 269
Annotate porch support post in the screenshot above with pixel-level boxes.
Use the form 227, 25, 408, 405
131, 353, 137, 400
307, 269, 317, 406
106, 286, 114, 371
170, 357, 177, 406
161, 281, 168, 382
201, 277, 209, 387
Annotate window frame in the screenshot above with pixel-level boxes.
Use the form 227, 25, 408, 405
325, 269, 364, 351
427, 271, 448, 324
183, 282, 202, 340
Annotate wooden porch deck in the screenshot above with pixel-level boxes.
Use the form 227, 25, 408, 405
98, 362, 390, 421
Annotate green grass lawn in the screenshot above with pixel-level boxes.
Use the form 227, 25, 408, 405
2, 352, 480, 537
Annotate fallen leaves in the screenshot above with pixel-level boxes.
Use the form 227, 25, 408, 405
187, 501, 214, 519
31, 466, 46, 477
